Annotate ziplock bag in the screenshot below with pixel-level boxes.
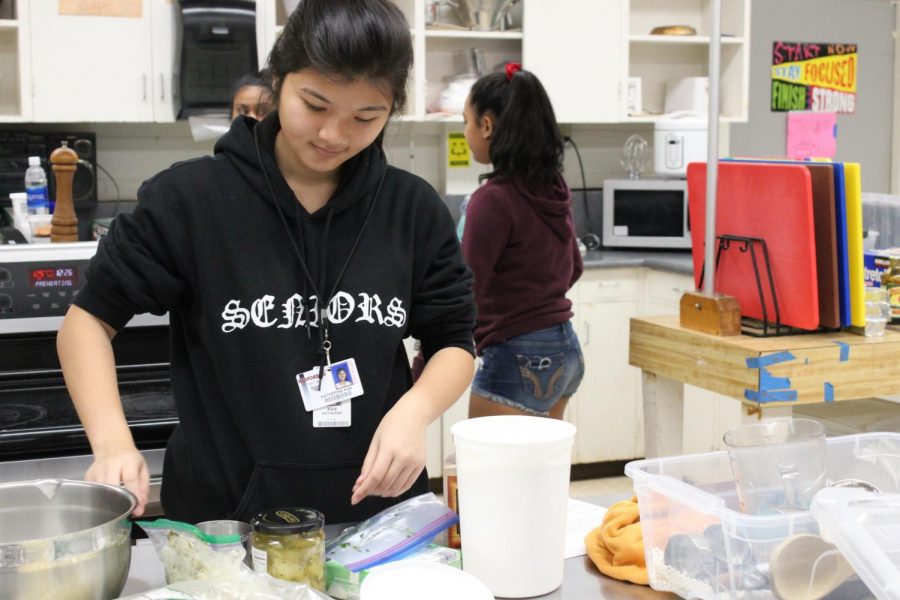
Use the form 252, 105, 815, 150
136, 519, 246, 584
119, 571, 332, 600
324, 493, 458, 572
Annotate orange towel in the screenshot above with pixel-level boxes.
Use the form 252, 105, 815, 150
584, 496, 648, 586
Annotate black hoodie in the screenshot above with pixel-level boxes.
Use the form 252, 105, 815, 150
74, 113, 475, 523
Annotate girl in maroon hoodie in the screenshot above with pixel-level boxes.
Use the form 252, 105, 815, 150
461, 63, 584, 419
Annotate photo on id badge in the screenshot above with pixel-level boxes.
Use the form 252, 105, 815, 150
296, 358, 364, 412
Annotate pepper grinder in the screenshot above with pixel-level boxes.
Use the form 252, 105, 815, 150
50, 141, 79, 243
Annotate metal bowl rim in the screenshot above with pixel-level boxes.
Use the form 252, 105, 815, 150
0, 478, 137, 549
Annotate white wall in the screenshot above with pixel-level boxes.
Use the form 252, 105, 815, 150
5, 119, 668, 201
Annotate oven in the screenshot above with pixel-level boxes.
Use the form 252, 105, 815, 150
0, 242, 175, 516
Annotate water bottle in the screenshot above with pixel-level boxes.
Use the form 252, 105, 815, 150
25, 156, 50, 215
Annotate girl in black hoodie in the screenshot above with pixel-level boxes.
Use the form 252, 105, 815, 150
57, 0, 476, 524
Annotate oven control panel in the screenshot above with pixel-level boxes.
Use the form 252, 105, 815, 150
0, 259, 87, 319
0, 242, 169, 334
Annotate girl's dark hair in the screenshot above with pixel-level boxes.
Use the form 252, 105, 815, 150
268, 0, 412, 115
469, 69, 564, 189
231, 68, 274, 99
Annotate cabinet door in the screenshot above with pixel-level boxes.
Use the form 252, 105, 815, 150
29, 0, 153, 122
523, 0, 625, 123
570, 269, 642, 462
150, 0, 179, 122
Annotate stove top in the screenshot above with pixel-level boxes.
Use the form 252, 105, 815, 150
0, 378, 177, 458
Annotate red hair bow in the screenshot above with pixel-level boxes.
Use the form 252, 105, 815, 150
505, 62, 522, 81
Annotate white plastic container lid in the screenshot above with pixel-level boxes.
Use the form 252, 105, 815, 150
28, 156, 40, 166
654, 110, 708, 131
360, 562, 494, 600
811, 487, 900, 600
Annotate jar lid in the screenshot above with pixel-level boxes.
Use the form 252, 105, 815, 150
251, 507, 324, 534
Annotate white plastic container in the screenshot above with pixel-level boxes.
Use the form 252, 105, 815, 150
8, 192, 31, 242
626, 432, 900, 599
360, 562, 493, 600
451, 416, 576, 598
654, 112, 708, 177
812, 487, 900, 600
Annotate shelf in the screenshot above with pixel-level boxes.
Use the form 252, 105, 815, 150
0, 114, 24, 122
629, 35, 744, 45
424, 29, 522, 40
0, 20, 18, 30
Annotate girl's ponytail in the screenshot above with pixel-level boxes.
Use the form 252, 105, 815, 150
469, 65, 564, 189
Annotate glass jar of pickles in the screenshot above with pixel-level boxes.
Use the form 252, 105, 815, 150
250, 507, 325, 590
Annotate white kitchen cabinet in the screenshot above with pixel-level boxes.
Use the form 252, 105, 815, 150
0, 0, 30, 121
639, 267, 741, 454
625, 0, 750, 122
28, 0, 179, 122
523, 0, 625, 123
569, 269, 643, 462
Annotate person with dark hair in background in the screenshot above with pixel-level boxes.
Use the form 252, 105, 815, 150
461, 63, 584, 421
230, 68, 274, 121
57, 0, 475, 524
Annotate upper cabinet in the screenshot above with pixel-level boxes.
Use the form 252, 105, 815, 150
625, 0, 750, 123
1, 0, 749, 124
25, 0, 179, 122
0, 0, 31, 122
524, 0, 624, 123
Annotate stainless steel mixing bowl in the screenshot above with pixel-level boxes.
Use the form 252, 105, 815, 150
0, 479, 136, 600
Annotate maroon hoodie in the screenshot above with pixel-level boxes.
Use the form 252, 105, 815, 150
461, 174, 583, 354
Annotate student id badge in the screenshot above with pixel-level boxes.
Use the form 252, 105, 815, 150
296, 357, 364, 413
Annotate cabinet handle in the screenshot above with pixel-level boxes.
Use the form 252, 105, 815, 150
160, 74, 165, 100
142, 74, 147, 101
672, 287, 687, 294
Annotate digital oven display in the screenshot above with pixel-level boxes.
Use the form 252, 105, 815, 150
30, 267, 78, 289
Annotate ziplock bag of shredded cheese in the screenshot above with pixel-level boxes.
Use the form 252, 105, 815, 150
119, 572, 331, 600
324, 492, 458, 572
136, 519, 246, 584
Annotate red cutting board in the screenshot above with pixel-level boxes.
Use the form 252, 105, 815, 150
687, 162, 820, 330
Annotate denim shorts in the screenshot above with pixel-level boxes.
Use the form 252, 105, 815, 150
473, 321, 584, 416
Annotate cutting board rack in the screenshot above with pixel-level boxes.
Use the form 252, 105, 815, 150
698, 233, 841, 337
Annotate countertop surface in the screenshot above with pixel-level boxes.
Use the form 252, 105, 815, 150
119, 494, 676, 600
583, 249, 694, 275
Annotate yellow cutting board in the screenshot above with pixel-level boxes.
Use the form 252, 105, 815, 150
843, 163, 865, 328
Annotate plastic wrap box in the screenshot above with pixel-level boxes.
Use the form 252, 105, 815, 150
625, 432, 900, 599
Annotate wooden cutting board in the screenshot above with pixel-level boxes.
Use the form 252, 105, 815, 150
688, 162, 820, 330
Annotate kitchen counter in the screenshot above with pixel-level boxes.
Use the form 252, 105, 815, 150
119, 494, 677, 600
582, 250, 693, 275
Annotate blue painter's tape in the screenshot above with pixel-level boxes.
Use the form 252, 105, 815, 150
824, 382, 835, 402
746, 351, 796, 369
759, 367, 791, 391
833, 341, 850, 362
745, 389, 799, 403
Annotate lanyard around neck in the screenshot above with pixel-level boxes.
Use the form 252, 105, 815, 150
253, 126, 386, 373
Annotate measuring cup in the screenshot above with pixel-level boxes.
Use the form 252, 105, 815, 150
723, 418, 827, 515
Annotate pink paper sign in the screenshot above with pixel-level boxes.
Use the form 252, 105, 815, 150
786, 111, 837, 159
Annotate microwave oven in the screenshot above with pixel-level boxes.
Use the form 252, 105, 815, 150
602, 178, 691, 249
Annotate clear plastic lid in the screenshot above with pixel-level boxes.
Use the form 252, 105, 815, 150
811, 487, 900, 600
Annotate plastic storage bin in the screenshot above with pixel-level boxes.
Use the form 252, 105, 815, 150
625, 432, 900, 599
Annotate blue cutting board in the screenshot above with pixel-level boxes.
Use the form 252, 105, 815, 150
832, 164, 851, 326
